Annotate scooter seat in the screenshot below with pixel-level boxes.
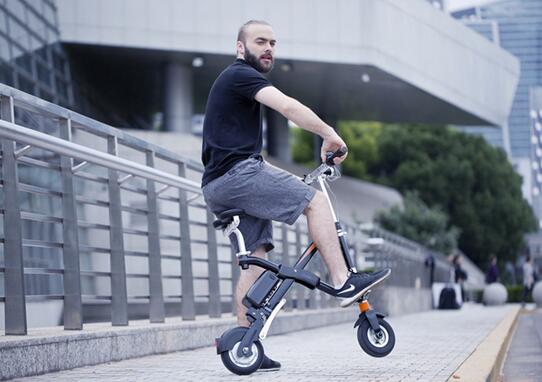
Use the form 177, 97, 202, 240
212, 209, 245, 230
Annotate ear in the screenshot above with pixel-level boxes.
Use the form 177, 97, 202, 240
236, 41, 245, 55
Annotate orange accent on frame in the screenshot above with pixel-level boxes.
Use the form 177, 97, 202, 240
359, 300, 370, 313
299, 243, 317, 262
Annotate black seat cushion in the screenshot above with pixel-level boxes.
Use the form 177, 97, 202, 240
212, 209, 245, 230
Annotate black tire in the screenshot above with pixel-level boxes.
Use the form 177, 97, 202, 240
220, 338, 264, 375
357, 318, 395, 357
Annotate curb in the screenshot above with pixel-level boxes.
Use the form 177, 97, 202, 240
0, 307, 356, 380
446, 305, 520, 382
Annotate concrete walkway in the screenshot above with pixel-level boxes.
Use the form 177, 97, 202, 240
502, 307, 542, 382
13, 304, 518, 382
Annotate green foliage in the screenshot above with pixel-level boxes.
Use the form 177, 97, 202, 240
374, 124, 537, 266
291, 127, 316, 168
290, 120, 537, 267
375, 191, 459, 254
506, 284, 533, 303
337, 121, 381, 179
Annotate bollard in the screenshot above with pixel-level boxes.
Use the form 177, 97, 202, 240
483, 283, 507, 305
533, 281, 542, 308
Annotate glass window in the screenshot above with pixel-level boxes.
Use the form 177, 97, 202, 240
0, 12, 7, 34
8, 18, 30, 50
36, 60, 51, 86
52, 48, 65, 75
39, 87, 54, 102
24, 0, 44, 15
0, 34, 10, 61
34, 45, 49, 62
16, 72, 35, 94
0, 59, 14, 86
11, 43, 32, 74
55, 76, 68, 99
27, 11, 47, 39
7, 0, 26, 24
43, 3, 55, 26
29, 35, 45, 53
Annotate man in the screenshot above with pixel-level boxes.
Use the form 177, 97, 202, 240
201, 20, 390, 370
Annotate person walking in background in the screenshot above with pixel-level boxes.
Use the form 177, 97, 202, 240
522, 255, 534, 307
453, 254, 468, 302
485, 255, 499, 284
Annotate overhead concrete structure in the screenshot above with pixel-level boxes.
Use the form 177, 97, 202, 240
57, 0, 519, 127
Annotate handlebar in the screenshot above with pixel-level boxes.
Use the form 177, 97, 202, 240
302, 147, 347, 185
325, 146, 348, 166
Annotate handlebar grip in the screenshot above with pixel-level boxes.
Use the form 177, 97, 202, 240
325, 147, 348, 166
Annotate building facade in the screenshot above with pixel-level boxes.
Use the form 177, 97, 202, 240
453, 0, 542, 209
0, 0, 72, 106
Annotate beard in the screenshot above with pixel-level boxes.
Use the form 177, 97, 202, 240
244, 46, 274, 73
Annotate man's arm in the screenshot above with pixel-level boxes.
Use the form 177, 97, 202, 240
255, 86, 347, 164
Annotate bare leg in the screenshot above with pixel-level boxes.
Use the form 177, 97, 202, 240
236, 245, 267, 327
304, 191, 348, 287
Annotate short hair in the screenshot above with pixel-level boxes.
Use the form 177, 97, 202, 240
237, 20, 271, 43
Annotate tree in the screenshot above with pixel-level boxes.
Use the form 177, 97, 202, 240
337, 121, 381, 180
374, 124, 537, 266
291, 121, 537, 267
375, 191, 459, 255
291, 127, 315, 168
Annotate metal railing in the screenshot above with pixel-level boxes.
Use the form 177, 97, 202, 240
0, 84, 458, 336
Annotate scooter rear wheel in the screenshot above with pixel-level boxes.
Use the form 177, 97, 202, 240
357, 318, 395, 357
220, 337, 264, 375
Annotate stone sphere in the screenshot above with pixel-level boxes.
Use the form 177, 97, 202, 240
483, 283, 507, 305
533, 281, 542, 308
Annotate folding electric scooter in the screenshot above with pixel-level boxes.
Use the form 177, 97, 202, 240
214, 148, 395, 375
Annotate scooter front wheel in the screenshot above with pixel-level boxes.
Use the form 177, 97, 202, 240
220, 338, 264, 375
357, 318, 395, 357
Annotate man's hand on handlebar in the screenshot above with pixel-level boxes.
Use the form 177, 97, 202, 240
321, 132, 348, 165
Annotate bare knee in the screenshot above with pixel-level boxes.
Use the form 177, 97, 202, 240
250, 245, 268, 259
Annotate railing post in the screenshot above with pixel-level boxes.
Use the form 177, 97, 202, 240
206, 208, 221, 318
107, 136, 128, 325
146, 150, 165, 323
1, 95, 26, 335
59, 118, 82, 330
281, 224, 293, 311
178, 162, 195, 320
295, 223, 305, 310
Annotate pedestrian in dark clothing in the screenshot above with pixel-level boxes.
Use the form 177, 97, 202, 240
485, 255, 499, 284
453, 254, 468, 302
522, 255, 534, 307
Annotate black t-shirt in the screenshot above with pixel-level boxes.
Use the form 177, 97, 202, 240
201, 59, 271, 187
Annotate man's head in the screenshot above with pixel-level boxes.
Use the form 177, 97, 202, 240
236, 20, 275, 73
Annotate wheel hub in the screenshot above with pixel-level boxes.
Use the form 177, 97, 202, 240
229, 342, 259, 367
367, 326, 389, 348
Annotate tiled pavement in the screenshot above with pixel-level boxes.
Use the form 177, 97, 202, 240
15, 304, 515, 382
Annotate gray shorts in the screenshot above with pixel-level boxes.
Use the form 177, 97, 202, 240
202, 155, 317, 253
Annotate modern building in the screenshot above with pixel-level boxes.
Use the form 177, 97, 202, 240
0, 0, 72, 107
451, 0, 542, 265
452, 0, 542, 210
0, 0, 73, 302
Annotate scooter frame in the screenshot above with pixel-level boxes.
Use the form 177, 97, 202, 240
215, 154, 389, 361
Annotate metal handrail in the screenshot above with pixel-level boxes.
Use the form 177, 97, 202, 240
0, 119, 201, 194
0, 84, 467, 337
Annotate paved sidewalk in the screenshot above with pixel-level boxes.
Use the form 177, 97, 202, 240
14, 304, 515, 382
503, 307, 542, 382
